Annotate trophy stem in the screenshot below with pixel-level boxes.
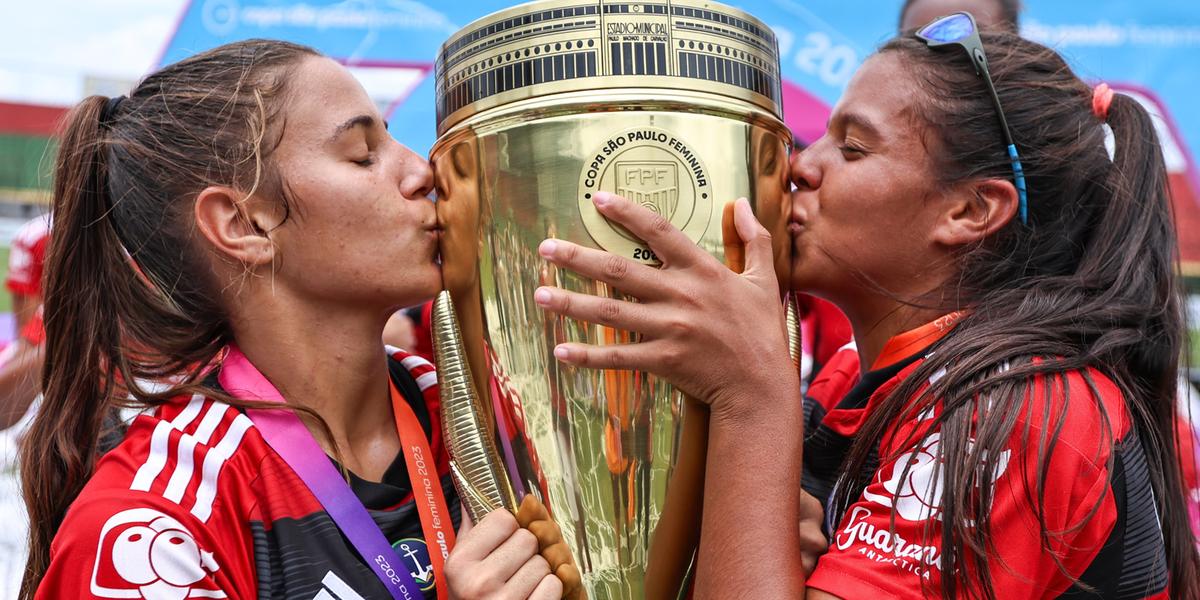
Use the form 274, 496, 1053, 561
431, 290, 520, 521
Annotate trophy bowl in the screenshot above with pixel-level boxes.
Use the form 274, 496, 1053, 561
430, 1, 791, 597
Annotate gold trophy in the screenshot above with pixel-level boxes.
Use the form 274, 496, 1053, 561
430, 1, 791, 597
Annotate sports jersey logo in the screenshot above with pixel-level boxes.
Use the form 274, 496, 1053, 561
392, 538, 436, 591
90, 508, 225, 599
312, 571, 366, 600
861, 432, 1011, 523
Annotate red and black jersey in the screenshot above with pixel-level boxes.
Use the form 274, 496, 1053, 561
801, 319, 1170, 599
37, 348, 460, 600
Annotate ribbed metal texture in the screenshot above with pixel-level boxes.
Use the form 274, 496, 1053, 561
430, 290, 518, 521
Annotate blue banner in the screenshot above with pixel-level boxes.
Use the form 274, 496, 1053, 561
160, 0, 1200, 185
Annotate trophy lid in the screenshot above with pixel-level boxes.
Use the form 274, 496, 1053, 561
435, 0, 784, 135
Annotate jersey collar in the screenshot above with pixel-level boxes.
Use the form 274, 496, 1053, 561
870, 312, 965, 371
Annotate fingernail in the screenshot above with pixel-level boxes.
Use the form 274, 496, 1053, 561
593, 192, 612, 207
533, 287, 552, 305
553, 345, 569, 360
539, 239, 557, 257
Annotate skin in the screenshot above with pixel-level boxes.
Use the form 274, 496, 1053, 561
900, 0, 1014, 32
191, 56, 560, 600
535, 52, 1017, 598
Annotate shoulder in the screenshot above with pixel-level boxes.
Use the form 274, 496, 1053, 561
1013, 364, 1132, 464
12, 214, 51, 248
805, 342, 859, 412
88, 392, 269, 525
387, 345, 437, 391
45, 474, 252, 598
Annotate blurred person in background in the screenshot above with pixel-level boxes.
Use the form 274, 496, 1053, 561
899, 0, 1021, 32
0, 214, 50, 431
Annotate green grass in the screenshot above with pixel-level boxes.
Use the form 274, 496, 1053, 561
0, 246, 9, 314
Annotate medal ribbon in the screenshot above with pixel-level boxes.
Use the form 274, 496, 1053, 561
220, 345, 449, 599
390, 378, 455, 599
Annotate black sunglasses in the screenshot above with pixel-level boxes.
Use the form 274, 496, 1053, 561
916, 12, 1029, 224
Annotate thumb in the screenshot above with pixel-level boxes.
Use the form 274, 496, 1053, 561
732, 197, 776, 283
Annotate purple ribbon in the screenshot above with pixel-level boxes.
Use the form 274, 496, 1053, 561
219, 346, 424, 600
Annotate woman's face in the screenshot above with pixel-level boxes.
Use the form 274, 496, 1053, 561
267, 57, 440, 312
787, 52, 949, 306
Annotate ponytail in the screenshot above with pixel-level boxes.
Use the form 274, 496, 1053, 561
1098, 91, 1200, 598
18, 40, 320, 597
20, 95, 126, 594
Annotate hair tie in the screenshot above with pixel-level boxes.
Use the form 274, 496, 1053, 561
99, 95, 126, 127
1091, 83, 1114, 121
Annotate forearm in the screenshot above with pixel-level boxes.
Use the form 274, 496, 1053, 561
695, 379, 806, 597
0, 342, 43, 429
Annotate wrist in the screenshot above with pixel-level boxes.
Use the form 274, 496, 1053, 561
707, 370, 802, 429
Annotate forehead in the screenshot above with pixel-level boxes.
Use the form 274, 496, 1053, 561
833, 53, 921, 133
279, 57, 377, 144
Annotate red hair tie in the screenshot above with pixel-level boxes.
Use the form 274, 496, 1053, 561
1092, 83, 1114, 121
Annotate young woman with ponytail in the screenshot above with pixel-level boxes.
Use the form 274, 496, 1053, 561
534, 14, 1200, 600
23, 39, 569, 600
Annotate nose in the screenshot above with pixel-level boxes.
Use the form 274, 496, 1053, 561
397, 145, 435, 200
790, 145, 822, 191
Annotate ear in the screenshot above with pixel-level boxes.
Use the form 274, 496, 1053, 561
193, 186, 280, 268
931, 178, 1019, 247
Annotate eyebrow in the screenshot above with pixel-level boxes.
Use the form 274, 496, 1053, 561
828, 111, 883, 140
328, 114, 375, 144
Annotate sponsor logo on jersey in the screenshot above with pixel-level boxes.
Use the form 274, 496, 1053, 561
90, 508, 225, 599
834, 430, 1011, 578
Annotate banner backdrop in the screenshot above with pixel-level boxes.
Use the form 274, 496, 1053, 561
159, 0, 1200, 264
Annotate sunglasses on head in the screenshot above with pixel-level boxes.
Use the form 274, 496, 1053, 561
916, 11, 1029, 225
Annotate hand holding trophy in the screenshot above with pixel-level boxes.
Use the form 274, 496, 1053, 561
430, 1, 793, 597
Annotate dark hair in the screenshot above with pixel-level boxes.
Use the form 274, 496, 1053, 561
899, 0, 1021, 32
830, 31, 1199, 599
20, 39, 319, 597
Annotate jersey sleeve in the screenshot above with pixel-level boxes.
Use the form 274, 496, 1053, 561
36, 489, 250, 600
5, 217, 49, 297
807, 376, 1119, 599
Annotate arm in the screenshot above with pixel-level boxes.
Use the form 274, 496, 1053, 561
0, 339, 43, 429
535, 193, 821, 596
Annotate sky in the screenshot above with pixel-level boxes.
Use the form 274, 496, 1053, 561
0, 0, 188, 106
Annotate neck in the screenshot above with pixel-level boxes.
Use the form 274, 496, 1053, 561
229, 296, 394, 456
839, 295, 947, 372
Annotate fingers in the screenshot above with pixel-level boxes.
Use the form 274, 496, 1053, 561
505, 554, 554, 598
721, 201, 745, 273
530, 573, 565, 600
533, 287, 663, 335
516, 495, 583, 598
451, 509, 517, 562
447, 509, 548, 600
798, 491, 828, 578
490, 527, 543, 580
550, 339, 671, 371
536, 238, 662, 299
591, 191, 702, 267
731, 197, 775, 283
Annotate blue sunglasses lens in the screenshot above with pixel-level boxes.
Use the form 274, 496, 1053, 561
919, 13, 975, 42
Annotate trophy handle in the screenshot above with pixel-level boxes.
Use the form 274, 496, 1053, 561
786, 292, 802, 376
431, 290, 519, 521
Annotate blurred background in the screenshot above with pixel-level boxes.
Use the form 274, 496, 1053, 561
0, 0, 1197, 596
